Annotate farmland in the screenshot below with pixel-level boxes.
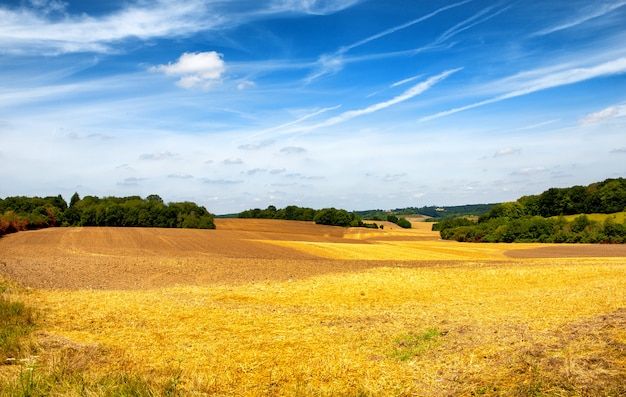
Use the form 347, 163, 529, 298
1, 219, 625, 396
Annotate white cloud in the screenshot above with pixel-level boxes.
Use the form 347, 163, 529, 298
244, 168, 266, 175
118, 177, 145, 186
579, 104, 626, 123
390, 74, 423, 88
494, 147, 521, 157
223, 158, 243, 165
202, 178, 243, 185
513, 167, 546, 175
152, 52, 226, 90
280, 146, 307, 154
168, 173, 194, 179
238, 140, 275, 150
139, 151, 176, 160
237, 80, 256, 90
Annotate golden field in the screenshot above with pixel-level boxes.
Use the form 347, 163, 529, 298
1, 219, 625, 396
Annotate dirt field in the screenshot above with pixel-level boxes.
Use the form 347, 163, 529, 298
3, 219, 625, 290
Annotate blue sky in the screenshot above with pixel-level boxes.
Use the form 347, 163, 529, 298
1, 0, 625, 214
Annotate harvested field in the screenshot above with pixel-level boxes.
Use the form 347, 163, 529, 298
1, 219, 625, 396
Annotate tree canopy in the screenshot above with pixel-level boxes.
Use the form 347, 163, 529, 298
0, 194, 215, 236
238, 205, 376, 228
435, 178, 626, 243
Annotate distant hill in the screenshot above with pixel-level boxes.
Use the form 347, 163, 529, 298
356, 203, 498, 221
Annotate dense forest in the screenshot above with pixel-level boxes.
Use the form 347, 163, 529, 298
436, 178, 626, 243
238, 205, 390, 228
0, 193, 215, 236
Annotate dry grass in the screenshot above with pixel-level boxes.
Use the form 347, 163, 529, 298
561, 212, 626, 223
1, 219, 625, 396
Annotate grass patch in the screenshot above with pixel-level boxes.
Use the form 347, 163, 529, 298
1, 369, 186, 397
390, 327, 443, 361
0, 285, 37, 363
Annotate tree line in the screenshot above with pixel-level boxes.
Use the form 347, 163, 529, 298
0, 193, 215, 237
238, 205, 384, 228
435, 178, 626, 243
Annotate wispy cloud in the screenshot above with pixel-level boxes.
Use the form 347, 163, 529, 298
338, 0, 471, 55
434, 1, 513, 45
610, 147, 626, 154
533, 0, 626, 36
268, 0, 361, 16
201, 178, 243, 185
0, 0, 211, 55
305, 0, 471, 82
515, 119, 560, 131
421, 57, 626, 121
0, 0, 360, 56
299, 68, 461, 133
512, 167, 546, 175
579, 104, 626, 123
494, 147, 521, 157
390, 74, 424, 88
139, 151, 176, 160
240, 106, 341, 143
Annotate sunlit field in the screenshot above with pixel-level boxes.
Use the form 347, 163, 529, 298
1, 219, 625, 396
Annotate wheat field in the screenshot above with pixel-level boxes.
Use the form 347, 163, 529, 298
1, 219, 625, 396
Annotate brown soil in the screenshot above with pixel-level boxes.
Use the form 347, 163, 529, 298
1, 219, 625, 290
0, 220, 410, 290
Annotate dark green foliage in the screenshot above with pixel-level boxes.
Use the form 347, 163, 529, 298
0, 194, 216, 235
431, 217, 475, 232
314, 208, 363, 227
395, 217, 412, 229
385, 214, 411, 228
522, 178, 626, 217
438, 213, 625, 244
437, 178, 626, 244
239, 205, 368, 228
238, 205, 316, 221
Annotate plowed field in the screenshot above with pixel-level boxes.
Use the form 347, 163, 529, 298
3, 219, 625, 290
